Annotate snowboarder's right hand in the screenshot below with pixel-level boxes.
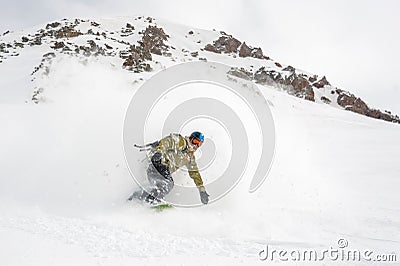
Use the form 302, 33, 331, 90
199, 190, 209, 205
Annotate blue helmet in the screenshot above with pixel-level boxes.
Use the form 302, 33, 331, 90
189, 131, 204, 142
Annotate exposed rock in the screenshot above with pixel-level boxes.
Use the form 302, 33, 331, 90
313, 76, 330, 88
120, 25, 169, 72
71, 40, 106, 57
254, 67, 271, 84
228, 67, 253, 81
221, 36, 241, 53
54, 26, 82, 38
304, 85, 315, 101
30, 37, 42, 46
32, 87, 44, 104
251, 47, 264, 59
87, 40, 98, 52
290, 75, 308, 90
285, 73, 315, 101
51, 41, 65, 49
366, 109, 397, 122
121, 23, 135, 37
254, 67, 284, 85
62, 46, 71, 52
121, 45, 152, 72
204, 34, 269, 60
239, 42, 251, 57
204, 44, 217, 53
2, 17, 398, 124
0, 43, 5, 53
250, 66, 315, 101
321, 96, 332, 104
335, 89, 399, 123
46, 22, 60, 29
336, 89, 369, 115
139, 25, 169, 55
87, 40, 105, 56
238, 42, 265, 59
126, 23, 135, 30
308, 75, 317, 83
205, 35, 241, 54
283, 65, 295, 73
43, 52, 56, 59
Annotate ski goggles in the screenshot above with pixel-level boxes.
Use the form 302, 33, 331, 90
191, 137, 203, 147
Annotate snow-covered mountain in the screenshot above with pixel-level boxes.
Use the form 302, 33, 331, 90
0, 16, 399, 265
1, 16, 399, 123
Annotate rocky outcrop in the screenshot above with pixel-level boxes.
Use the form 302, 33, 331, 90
75, 40, 106, 57
205, 33, 400, 123
205, 33, 268, 60
287, 74, 315, 101
46, 22, 61, 29
54, 26, 82, 39
336, 89, 399, 123
282, 65, 295, 73
204, 35, 241, 54
229, 64, 399, 123
239, 42, 264, 59
6, 18, 169, 73
121, 45, 152, 72
229, 66, 315, 101
313, 76, 330, 88
121, 23, 135, 37
253, 67, 315, 101
238, 42, 251, 57
2, 17, 398, 123
228, 67, 253, 81
320, 96, 332, 104
139, 25, 169, 55
121, 25, 170, 72
51, 41, 65, 49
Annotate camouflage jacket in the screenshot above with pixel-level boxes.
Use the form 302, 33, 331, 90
151, 133, 204, 190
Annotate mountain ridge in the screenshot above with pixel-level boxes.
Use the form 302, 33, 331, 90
1, 16, 398, 124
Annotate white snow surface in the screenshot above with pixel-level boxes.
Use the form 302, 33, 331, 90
0, 17, 399, 265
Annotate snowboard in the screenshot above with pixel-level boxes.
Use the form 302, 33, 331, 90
150, 203, 174, 211
128, 190, 174, 211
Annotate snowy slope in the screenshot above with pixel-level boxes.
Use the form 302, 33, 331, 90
0, 16, 399, 265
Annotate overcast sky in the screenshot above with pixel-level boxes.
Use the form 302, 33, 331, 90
1, 0, 399, 114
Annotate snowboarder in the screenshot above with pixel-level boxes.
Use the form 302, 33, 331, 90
128, 131, 209, 205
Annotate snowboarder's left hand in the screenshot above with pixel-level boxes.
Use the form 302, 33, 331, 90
200, 190, 209, 204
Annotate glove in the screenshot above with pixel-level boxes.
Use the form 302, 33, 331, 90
151, 152, 162, 164
199, 190, 210, 205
